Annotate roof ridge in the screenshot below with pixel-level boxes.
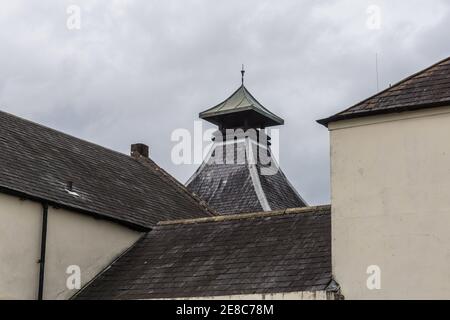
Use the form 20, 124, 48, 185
242, 86, 284, 123
234, 86, 250, 109
0, 109, 134, 162
135, 156, 216, 218
200, 85, 244, 115
158, 204, 330, 226
317, 55, 450, 126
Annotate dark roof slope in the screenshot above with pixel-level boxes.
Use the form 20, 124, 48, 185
187, 140, 263, 214
318, 56, 450, 126
187, 138, 306, 214
188, 160, 264, 214
0, 110, 213, 229
258, 164, 307, 210
76, 205, 331, 299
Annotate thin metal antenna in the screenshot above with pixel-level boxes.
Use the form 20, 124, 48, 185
241, 64, 245, 85
375, 53, 380, 92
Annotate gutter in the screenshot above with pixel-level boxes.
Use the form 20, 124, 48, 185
37, 203, 48, 300
317, 100, 450, 127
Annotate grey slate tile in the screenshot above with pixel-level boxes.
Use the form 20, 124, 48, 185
76, 205, 332, 299
0, 110, 213, 228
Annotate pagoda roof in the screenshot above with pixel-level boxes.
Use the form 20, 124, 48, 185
200, 85, 284, 128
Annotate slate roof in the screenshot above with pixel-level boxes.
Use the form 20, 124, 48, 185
76, 205, 332, 300
186, 135, 307, 215
259, 166, 307, 210
0, 110, 213, 229
318, 56, 450, 126
200, 85, 284, 128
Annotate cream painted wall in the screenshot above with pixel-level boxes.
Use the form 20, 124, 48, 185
45, 207, 142, 300
0, 193, 142, 300
329, 106, 450, 299
0, 193, 41, 299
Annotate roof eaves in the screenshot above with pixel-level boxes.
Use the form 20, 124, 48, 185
0, 185, 150, 232
242, 86, 285, 125
201, 105, 284, 126
200, 105, 253, 119
317, 100, 450, 127
255, 107, 285, 125
200, 85, 284, 126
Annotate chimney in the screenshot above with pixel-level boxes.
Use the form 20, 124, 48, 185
131, 143, 149, 158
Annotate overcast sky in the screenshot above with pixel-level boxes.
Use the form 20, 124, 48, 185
1, 0, 449, 205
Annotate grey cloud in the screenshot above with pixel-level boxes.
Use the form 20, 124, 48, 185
0, 0, 449, 204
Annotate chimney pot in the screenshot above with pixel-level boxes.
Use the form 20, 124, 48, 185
131, 143, 149, 158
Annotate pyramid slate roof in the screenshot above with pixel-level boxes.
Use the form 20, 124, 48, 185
76, 205, 332, 300
318, 56, 450, 126
187, 135, 307, 215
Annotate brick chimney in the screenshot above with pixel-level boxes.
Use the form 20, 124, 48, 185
131, 143, 149, 158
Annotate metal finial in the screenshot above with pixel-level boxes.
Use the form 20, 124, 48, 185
241, 64, 245, 85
